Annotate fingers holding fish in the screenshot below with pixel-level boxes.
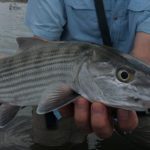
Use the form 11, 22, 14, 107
117, 109, 138, 131
74, 97, 91, 132
73, 98, 139, 139
91, 102, 113, 138
74, 98, 113, 138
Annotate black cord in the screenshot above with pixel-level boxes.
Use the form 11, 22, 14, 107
94, 0, 113, 46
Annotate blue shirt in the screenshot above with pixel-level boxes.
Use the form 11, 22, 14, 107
26, 0, 150, 53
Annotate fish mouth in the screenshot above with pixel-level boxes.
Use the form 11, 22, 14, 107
127, 96, 150, 110
142, 100, 150, 108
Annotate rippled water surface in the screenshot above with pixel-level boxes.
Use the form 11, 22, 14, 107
0, 2, 31, 54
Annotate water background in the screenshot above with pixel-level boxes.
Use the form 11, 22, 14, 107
0, 2, 31, 55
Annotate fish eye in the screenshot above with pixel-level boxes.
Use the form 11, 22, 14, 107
116, 67, 135, 83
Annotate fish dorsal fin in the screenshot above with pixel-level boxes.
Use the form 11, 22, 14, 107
0, 104, 20, 128
16, 37, 48, 51
37, 84, 79, 114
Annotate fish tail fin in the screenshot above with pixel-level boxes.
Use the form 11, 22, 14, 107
0, 103, 20, 128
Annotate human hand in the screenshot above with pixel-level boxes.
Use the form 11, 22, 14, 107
60, 97, 139, 139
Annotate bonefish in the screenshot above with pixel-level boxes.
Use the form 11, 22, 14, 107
0, 37, 149, 127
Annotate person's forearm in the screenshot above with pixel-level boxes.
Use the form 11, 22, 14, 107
132, 32, 150, 64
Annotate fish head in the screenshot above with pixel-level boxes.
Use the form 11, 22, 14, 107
83, 46, 150, 111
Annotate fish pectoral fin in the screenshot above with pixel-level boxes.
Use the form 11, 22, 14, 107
36, 84, 79, 114
0, 103, 20, 128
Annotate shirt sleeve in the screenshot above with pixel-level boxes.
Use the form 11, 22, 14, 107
25, 0, 66, 40
128, 0, 150, 34
137, 15, 150, 34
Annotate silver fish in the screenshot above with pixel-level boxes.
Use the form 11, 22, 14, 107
0, 37, 150, 127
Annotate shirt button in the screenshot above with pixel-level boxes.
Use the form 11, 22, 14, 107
113, 16, 118, 20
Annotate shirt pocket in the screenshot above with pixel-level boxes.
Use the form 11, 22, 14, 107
128, 0, 150, 12
66, 0, 95, 10
65, 0, 111, 21
65, 0, 96, 21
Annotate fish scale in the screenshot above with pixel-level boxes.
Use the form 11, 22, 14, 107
0, 41, 89, 105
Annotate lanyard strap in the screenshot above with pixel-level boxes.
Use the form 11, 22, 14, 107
94, 0, 113, 46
